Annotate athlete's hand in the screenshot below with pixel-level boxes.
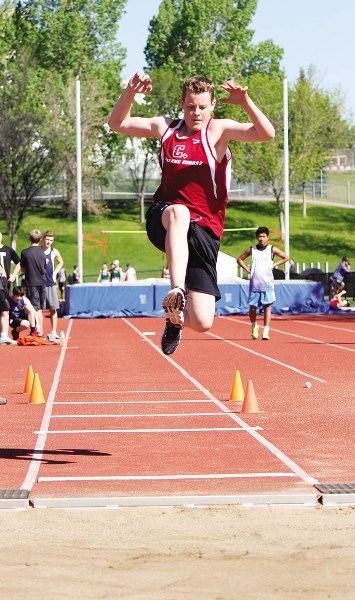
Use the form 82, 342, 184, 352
128, 71, 153, 95
220, 81, 249, 106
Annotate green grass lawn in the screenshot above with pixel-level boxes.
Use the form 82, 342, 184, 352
1, 199, 353, 281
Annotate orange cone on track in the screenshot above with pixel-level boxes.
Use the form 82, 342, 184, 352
229, 369, 244, 402
29, 373, 46, 405
23, 365, 34, 393
241, 380, 260, 413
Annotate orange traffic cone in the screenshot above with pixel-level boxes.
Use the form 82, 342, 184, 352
229, 370, 244, 402
241, 380, 260, 413
29, 373, 46, 404
23, 365, 34, 393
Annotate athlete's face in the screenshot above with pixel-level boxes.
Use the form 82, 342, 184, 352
256, 233, 269, 247
43, 236, 54, 249
180, 91, 215, 132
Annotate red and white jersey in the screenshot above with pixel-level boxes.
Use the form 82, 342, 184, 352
153, 117, 232, 238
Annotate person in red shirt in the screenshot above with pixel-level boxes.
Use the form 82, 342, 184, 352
108, 71, 274, 354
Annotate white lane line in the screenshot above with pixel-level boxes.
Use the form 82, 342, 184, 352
123, 319, 318, 486
294, 319, 355, 333
54, 400, 210, 405
21, 320, 73, 492
62, 389, 200, 394
207, 329, 326, 382
270, 330, 355, 353
51, 412, 244, 418
38, 472, 296, 483
228, 316, 355, 354
34, 426, 263, 434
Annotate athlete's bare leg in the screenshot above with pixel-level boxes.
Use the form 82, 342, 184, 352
161, 204, 190, 289
161, 204, 215, 334
184, 291, 215, 332
263, 304, 272, 327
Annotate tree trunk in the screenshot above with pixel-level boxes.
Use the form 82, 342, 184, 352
302, 185, 307, 217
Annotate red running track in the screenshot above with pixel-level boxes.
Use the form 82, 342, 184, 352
0, 313, 354, 507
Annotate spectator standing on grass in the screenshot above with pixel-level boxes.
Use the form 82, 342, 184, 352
41, 231, 64, 340
0, 232, 21, 345
237, 226, 289, 340
108, 71, 274, 355
58, 267, 67, 300
72, 265, 80, 284
97, 262, 111, 284
7, 286, 38, 340
20, 229, 46, 336
110, 259, 125, 283
124, 263, 137, 282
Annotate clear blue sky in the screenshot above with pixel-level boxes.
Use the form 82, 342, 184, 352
118, 0, 355, 123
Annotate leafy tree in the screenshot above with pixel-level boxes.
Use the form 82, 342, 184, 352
231, 70, 352, 233
0, 0, 126, 228
145, 0, 283, 87
0, 4, 68, 242
289, 68, 351, 216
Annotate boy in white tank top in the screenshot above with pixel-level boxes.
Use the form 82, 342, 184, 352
237, 227, 289, 340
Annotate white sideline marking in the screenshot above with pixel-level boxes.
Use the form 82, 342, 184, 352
229, 316, 355, 355
207, 327, 326, 382
294, 319, 355, 333
124, 319, 318, 486
51, 412, 244, 418
34, 426, 263, 434
21, 321, 73, 492
54, 400, 210, 405
62, 389, 199, 394
263, 325, 355, 354
38, 472, 296, 483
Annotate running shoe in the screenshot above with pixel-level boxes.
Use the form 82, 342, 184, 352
0, 337, 17, 345
12, 329, 19, 341
262, 332, 270, 340
251, 323, 259, 340
161, 320, 182, 355
162, 287, 186, 327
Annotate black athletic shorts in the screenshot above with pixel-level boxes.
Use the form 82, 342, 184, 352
10, 313, 27, 329
0, 289, 9, 312
146, 202, 221, 300
26, 285, 46, 310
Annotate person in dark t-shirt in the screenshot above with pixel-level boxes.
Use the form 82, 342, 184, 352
20, 229, 46, 336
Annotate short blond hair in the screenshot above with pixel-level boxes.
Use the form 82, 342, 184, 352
29, 229, 42, 243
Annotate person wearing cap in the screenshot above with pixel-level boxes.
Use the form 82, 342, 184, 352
110, 260, 125, 283
330, 257, 351, 298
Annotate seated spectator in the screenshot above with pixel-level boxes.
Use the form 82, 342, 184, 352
7, 286, 39, 340
329, 290, 350, 309
124, 263, 137, 282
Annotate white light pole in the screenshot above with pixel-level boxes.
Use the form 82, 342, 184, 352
283, 78, 290, 279
75, 76, 83, 283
